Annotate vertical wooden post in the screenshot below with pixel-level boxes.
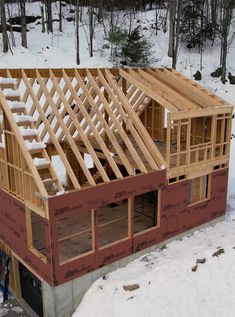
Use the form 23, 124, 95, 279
11, 255, 21, 298
186, 119, 191, 165
211, 115, 216, 159
220, 118, 225, 156
226, 112, 233, 156
176, 121, 181, 168
151, 100, 154, 139
166, 113, 171, 167
128, 198, 133, 239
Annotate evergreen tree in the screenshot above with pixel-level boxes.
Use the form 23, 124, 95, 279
180, 0, 217, 48
123, 26, 153, 66
107, 26, 154, 66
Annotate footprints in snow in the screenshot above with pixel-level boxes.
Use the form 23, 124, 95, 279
191, 247, 227, 272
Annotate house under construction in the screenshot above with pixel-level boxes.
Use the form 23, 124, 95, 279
0, 68, 233, 317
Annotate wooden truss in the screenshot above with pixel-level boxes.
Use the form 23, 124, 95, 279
0, 68, 233, 215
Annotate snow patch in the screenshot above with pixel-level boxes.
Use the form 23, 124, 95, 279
0, 77, 16, 84
33, 157, 49, 167
14, 114, 35, 123
8, 101, 26, 110
3, 89, 20, 97
25, 141, 46, 151
19, 127, 39, 137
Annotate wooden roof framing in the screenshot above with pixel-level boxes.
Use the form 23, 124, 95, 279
0, 67, 232, 203
0, 68, 167, 200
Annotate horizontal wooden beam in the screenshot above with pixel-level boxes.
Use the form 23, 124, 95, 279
170, 106, 233, 120
0, 68, 120, 78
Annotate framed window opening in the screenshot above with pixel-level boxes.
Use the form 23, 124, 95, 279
97, 198, 130, 250
26, 208, 47, 263
133, 190, 160, 236
188, 174, 211, 206
168, 175, 186, 185
56, 210, 94, 264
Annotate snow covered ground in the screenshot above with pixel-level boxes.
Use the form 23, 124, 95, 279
0, 2, 235, 316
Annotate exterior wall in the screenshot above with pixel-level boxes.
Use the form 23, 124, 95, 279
42, 215, 225, 317
0, 189, 52, 286
48, 168, 228, 286
48, 170, 166, 285
0, 168, 228, 294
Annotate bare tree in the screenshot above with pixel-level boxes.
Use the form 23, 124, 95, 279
76, 0, 80, 64
6, 3, 16, 47
0, 0, 8, 53
168, 0, 175, 58
59, 0, 62, 32
168, 0, 182, 68
41, 4, 46, 33
45, 0, 53, 33
20, 0, 27, 48
88, 0, 95, 57
220, 0, 233, 84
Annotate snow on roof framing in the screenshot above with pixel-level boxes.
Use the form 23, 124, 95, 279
0, 68, 167, 206
0, 67, 233, 216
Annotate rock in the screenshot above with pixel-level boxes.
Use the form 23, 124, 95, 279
196, 258, 206, 264
0, 24, 29, 33
8, 16, 41, 25
123, 284, 140, 291
191, 264, 198, 272
103, 43, 110, 49
66, 17, 75, 22
211, 67, 222, 78
193, 71, 202, 81
212, 248, 224, 257
228, 72, 235, 85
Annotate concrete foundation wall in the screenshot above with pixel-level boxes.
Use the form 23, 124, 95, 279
42, 215, 225, 317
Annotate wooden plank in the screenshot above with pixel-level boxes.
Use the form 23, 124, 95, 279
106, 69, 166, 168
49, 70, 113, 182
137, 68, 198, 110
170, 106, 233, 120
37, 70, 97, 187
21, 69, 81, 189
151, 68, 210, 109
77, 69, 134, 176
0, 89, 48, 200
50, 71, 112, 183
97, 69, 158, 172
48, 78, 80, 142
18, 70, 64, 194
61, 68, 123, 181
119, 68, 178, 112
168, 68, 230, 106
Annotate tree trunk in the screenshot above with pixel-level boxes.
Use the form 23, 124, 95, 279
76, 0, 80, 65
172, 0, 181, 69
46, 0, 53, 33
220, 0, 232, 84
41, 5, 46, 33
89, 0, 94, 57
20, 0, 27, 48
6, 3, 16, 47
59, 0, 62, 32
0, 0, 8, 53
168, 0, 176, 58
